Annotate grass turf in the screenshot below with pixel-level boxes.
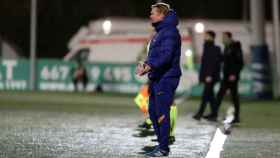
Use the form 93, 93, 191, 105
0, 91, 279, 158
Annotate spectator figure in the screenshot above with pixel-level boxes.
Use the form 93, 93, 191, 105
213, 32, 244, 124
193, 30, 222, 121
72, 61, 88, 91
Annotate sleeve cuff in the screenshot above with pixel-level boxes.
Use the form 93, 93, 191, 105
145, 61, 154, 70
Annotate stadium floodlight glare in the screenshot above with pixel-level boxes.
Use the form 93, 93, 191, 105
103, 20, 112, 35
185, 49, 193, 57
194, 22, 205, 33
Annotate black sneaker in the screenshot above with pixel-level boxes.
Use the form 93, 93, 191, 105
138, 122, 152, 129
205, 116, 217, 122
192, 114, 201, 121
169, 136, 176, 145
203, 113, 216, 119
141, 145, 159, 154
145, 147, 169, 157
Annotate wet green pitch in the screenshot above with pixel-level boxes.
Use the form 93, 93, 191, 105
222, 101, 280, 158
0, 92, 279, 158
0, 92, 214, 158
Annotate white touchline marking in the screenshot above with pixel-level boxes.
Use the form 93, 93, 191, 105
205, 128, 228, 158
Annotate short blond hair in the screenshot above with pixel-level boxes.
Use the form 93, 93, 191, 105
151, 2, 170, 16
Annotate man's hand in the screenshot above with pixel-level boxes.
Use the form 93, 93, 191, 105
136, 62, 151, 76
205, 76, 212, 83
136, 62, 144, 75
229, 75, 236, 82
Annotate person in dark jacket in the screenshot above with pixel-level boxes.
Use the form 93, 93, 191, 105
213, 32, 244, 123
193, 31, 223, 121
136, 2, 181, 157
72, 61, 88, 91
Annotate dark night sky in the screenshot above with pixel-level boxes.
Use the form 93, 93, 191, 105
0, 0, 273, 58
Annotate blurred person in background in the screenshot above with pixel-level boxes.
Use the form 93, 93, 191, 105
213, 31, 244, 124
193, 30, 222, 121
135, 33, 154, 130
72, 60, 89, 92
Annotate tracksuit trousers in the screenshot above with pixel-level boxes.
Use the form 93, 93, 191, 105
148, 77, 179, 152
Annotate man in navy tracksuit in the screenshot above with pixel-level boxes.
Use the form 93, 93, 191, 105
137, 2, 181, 157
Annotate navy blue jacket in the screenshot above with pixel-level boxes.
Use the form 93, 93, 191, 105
145, 10, 182, 81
